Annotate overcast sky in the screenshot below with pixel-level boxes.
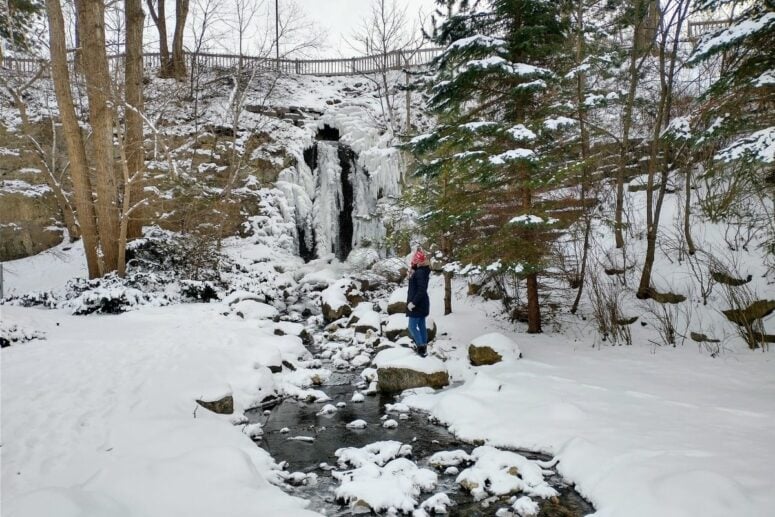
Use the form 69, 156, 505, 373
293, 0, 438, 56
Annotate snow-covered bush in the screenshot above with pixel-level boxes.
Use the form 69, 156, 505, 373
127, 226, 226, 283
0, 322, 45, 347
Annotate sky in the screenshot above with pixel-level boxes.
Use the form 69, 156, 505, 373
293, 0, 438, 56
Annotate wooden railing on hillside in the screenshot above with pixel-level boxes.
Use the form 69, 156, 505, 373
0, 47, 444, 77
687, 19, 732, 40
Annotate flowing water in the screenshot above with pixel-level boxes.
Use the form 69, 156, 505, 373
248, 364, 595, 516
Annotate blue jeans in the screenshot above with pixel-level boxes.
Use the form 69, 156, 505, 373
408, 317, 428, 347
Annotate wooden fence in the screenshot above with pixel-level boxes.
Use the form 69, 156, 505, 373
0, 47, 444, 78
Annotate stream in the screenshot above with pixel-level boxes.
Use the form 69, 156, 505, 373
246, 343, 594, 515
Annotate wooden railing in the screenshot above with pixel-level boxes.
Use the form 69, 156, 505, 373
687, 19, 732, 40
0, 47, 444, 77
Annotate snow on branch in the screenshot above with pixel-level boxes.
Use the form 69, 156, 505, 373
714, 126, 775, 164
690, 12, 775, 63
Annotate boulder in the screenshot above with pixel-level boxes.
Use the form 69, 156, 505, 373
468, 345, 503, 366
387, 287, 408, 315
373, 258, 408, 283
196, 394, 234, 415
468, 332, 521, 366
384, 314, 437, 341
374, 348, 449, 393
321, 279, 361, 323
722, 300, 775, 325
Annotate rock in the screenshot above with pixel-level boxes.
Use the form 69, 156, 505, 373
349, 499, 372, 514
196, 394, 234, 415
322, 302, 352, 323
722, 300, 775, 325
468, 345, 503, 366
711, 271, 752, 287
373, 258, 408, 283
468, 332, 521, 366
377, 366, 448, 393
643, 288, 687, 304
690, 332, 720, 343
375, 347, 449, 392
384, 314, 437, 341
346, 419, 368, 429
388, 287, 408, 315
281, 360, 297, 371
604, 267, 626, 276
346, 247, 380, 270
616, 316, 639, 325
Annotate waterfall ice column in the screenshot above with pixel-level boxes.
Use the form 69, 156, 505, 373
313, 141, 354, 260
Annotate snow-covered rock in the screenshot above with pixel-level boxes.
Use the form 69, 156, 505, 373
388, 287, 408, 315
374, 348, 449, 393
469, 332, 521, 366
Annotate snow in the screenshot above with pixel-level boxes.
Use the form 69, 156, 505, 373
692, 12, 775, 61
506, 124, 537, 141
456, 446, 558, 500
321, 278, 353, 310
543, 116, 577, 130
1, 304, 316, 517
489, 148, 536, 164
346, 419, 369, 429
232, 299, 280, 320
333, 442, 437, 513
715, 126, 775, 163
374, 347, 446, 375
470, 332, 521, 360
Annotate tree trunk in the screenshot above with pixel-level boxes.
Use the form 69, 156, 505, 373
526, 273, 541, 333
75, 0, 121, 273
443, 271, 452, 315
146, 0, 171, 76
636, 0, 689, 299
684, 165, 696, 255
571, 0, 591, 315
125, 0, 145, 240
170, 0, 189, 80
45, 0, 101, 278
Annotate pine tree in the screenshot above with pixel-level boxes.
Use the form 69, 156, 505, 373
407, 0, 574, 333
688, 1, 775, 257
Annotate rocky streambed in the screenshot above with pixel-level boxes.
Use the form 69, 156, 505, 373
242, 275, 595, 516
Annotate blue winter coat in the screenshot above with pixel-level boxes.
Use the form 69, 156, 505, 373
406, 266, 431, 317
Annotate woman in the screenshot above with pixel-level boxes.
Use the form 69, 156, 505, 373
406, 247, 431, 357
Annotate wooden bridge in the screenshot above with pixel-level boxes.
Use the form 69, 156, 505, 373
1, 47, 444, 77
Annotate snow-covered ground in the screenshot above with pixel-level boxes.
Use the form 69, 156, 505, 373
404, 275, 775, 517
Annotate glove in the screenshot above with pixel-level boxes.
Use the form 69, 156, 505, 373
408, 302, 416, 311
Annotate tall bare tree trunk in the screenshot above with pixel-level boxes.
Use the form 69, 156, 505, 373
170, 0, 189, 80
125, 0, 145, 240
45, 0, 101, 278
571, 0, 592, 315
637, 0, 689, 298
75, 0, 121, 273
146, 0, 171, 75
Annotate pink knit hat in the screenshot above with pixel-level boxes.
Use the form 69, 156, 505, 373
411, 248, 427, 266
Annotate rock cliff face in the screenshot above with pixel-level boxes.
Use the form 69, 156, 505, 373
0, 125, 65, 261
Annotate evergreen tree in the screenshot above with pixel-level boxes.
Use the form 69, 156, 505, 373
688, 1, 775, 257
406, 0, 574, 333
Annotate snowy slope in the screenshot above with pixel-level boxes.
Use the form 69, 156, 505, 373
403, 274, 775, 517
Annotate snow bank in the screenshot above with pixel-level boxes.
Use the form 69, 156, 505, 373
1, 304, 316, 517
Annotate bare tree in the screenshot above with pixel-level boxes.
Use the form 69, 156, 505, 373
636, 0, 691, 299
146, 0, 189, 79
44, 0, 101, 277
349, 0, 424, 135
125, 0, 145, 239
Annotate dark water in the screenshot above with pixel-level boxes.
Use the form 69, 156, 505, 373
247, 369, 595, 516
